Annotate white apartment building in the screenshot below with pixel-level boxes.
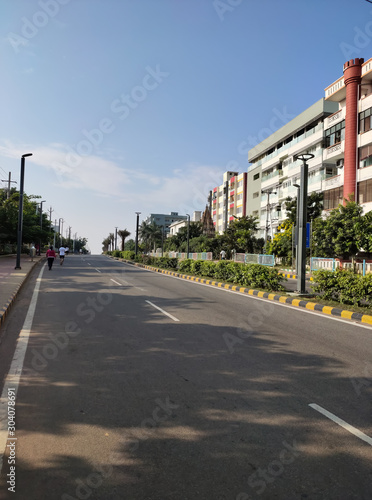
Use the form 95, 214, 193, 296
211, 171, 247, 234
248, 98, 339, 239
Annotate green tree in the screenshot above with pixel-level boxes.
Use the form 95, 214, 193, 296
284, 191, 323, 224
312, 201, 363, 259
224, 215, 260, 253
267, 221, 293, 264
118, 229, 131, 251
139, 221, 162, 252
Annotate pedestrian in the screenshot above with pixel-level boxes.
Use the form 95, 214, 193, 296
59, 245, 66, 265
220, 249, 226, 260
46, 245, 56, 270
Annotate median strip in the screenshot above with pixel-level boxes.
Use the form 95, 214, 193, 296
111, 258, 372, 326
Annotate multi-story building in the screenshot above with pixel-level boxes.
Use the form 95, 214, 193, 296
211, 171, 247, 234
143, 212, 187, 236
323, 57, 372, 213
247, 98, 338, 239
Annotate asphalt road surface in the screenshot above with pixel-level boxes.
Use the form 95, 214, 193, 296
0, 255, 372, 500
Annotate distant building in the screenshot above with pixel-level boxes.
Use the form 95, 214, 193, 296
168, 211, 202, 237
144, 212, 188, 236
211, 171, 248, 234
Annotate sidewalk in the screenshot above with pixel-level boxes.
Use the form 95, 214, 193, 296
0, 254, 43, 329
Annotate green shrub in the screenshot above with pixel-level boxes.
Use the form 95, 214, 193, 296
312, 269, 372, 306
178, 259, 192, 274
121, 250, 135, 260
199, 260, 216, 278
240, 264, 285, 291
112, 250, 121, 258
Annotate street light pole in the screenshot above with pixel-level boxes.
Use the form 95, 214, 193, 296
135, 212, 141, 256
186, 214, 190, 258
115, 227, 118, 251
294, 153, 314, 294
38, 199, 46, 255
15, 153, 33, 269
261, 189, 277, 252
293, 183, 301, 275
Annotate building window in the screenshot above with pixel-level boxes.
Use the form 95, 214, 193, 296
325, 120, 345, 147
359, 145, 372, 168
358, 179, 372, 204
359, 107, 372, 134
253, 173, 260, 180
323, 187, 343, 210
253, 191, 259, 198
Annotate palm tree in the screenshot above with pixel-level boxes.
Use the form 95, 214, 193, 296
139, 221, 162, 252
102, 237, 111, 252
109, 233, 115, 251
118, 229, 131, 251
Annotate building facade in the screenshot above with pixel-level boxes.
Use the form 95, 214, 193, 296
143, 212, 188, 236
323, 57, 372, 214
211, 171, 248, 234
247, 98, 339, 239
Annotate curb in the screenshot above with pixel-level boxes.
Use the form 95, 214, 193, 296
281, 272, 314, 281
0, 258, 43, 329
112, 257, 372, 327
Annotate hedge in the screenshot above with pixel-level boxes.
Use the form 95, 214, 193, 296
109, 253, 286, 292
311, 269, 372, 306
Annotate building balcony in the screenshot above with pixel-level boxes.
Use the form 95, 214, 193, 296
323, 141, 344, 161
323, 174, 343, 190
325, 109, 344, 129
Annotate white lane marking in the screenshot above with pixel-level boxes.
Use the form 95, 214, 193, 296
95, 269, 101, 273
87, 263, 91, 266
0, 265, 45, 471
145, 300, 180, 322
110, 279, 122, 286
309, 403, 372, 446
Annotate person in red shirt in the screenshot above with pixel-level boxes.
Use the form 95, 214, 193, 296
46, 245, 56, 270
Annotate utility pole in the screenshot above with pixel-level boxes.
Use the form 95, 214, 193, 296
1, 172, 17, 199
135, 212, 141, 256
53, 219, 57, 248
49, 206, 54, 222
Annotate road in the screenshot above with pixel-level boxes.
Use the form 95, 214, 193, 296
0, 254, 372, 500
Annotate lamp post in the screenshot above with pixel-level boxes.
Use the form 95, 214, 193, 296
58, 218, 64, 248
293, 183, 301, 274
135, 212, 141, 256
293, 153, 314, 294
115, 227, 118, 251
261, 189, 277, 252
15, 153, 33, 269
186, 214, 190, 259
38, 200, 46, 255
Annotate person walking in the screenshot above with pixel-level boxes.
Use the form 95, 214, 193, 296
220, 249, 226, 260
59, 245, 66, 265
46, 245, 56, 270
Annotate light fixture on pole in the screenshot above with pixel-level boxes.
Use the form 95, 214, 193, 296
293, 153, 314, 294
135, 212, 141, 256
38, 200, 46, 256
15, 153, 33, 269
186, 214, 190, 258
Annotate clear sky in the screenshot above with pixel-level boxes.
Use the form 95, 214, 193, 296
0, 0, 370, 253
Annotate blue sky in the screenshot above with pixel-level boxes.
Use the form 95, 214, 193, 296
0, 0, 370, 253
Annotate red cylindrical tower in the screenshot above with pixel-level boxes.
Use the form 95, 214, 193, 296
343, 58, 364, 203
